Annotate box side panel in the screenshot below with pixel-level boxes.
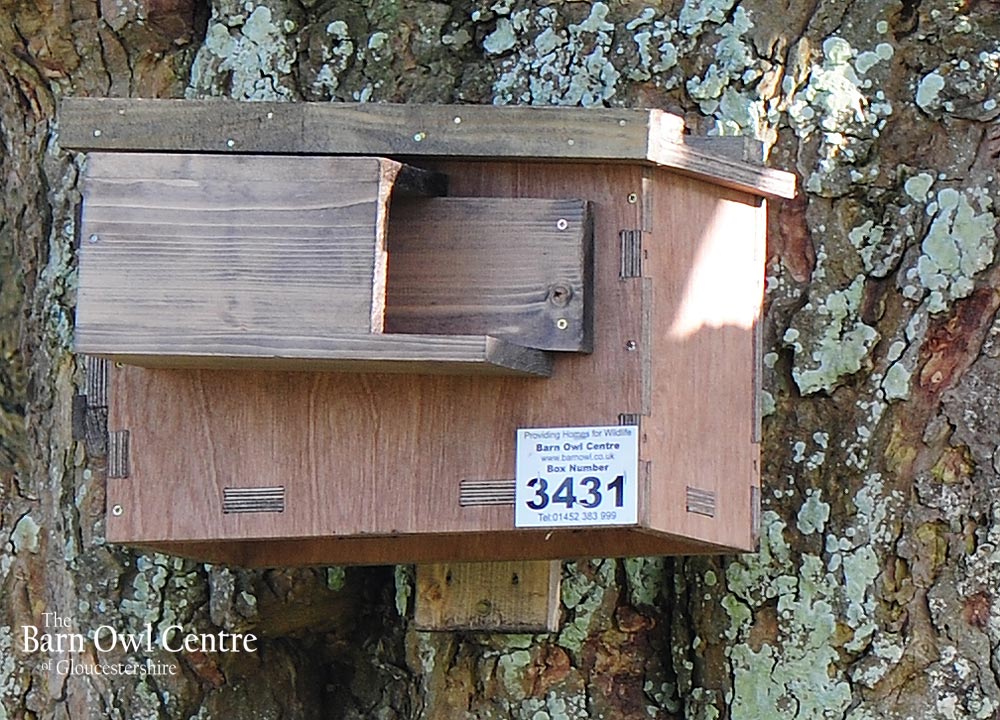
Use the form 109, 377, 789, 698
76, 153, 385, 353
106, 162, 647, 546
644, 173, 765, 551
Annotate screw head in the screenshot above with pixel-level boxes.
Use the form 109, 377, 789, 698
413, 131, 426, 142
556, 318, 569, 330
226, 139, 235, 148
88, 234, 99, 244
453, 116, 462, 125
111, 504, 124, 517
556, 218, 568, 231
93, 129, 102, 137
627, 192, 639, 204
567, 138, 575, 146
548, 285, 572, 307
625, 340, 637, 351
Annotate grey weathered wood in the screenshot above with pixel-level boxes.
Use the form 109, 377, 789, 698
76, 152, 442, 357
87, 332, 553, 376
59, 98, 796, 198
386, 197, 593, 352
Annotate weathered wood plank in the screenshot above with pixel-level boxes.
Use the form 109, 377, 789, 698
414, 561, 561, 632
76, 152, 443, 358
386, 197, 593, 352
59, 98, 796, 198
83, 333, 553, 376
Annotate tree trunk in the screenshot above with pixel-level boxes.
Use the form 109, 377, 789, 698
3, 1, 1000, 718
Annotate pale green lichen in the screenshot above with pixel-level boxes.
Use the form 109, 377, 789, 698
10, 514, 40, 554
796, 490, 830, 535
498, 650, 533, 695
881, 361, 911, 401
721, 471, 899, 720
903, 188, 997, 312
559, 559, 614, 652
905, 173, 935, 202
623, 557, 666, 607
916, 71, 946, 111
188, 5, 297, 100
785, 275, 880, 395
484, 18, 516, 54
491, 3, 621, 107
394, 565, 413, 617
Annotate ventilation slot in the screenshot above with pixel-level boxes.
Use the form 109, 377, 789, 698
223, 487, 286, 514
460, 479, 515, 507
620, 230, 643, 278
686, 487, 716, 517
108, 431, 130, 478
618, 413, 641, 430
85, 356, 109, 408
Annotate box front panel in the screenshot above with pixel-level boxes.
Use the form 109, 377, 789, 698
105, 162, 648, 546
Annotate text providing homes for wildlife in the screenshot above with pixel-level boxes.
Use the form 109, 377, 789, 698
515, 425, 639, 528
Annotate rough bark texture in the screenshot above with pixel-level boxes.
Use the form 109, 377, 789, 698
2, 0, 1000, 718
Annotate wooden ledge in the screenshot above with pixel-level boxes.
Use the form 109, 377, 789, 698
79, 333, 554, 376
59, 98, 797, 199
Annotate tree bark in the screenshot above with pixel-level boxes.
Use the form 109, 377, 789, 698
3, 1, 1000, 718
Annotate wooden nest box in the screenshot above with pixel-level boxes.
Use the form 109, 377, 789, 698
62, 99, 796, 568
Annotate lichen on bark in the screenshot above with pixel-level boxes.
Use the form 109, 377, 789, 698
5, 0, 1000, 718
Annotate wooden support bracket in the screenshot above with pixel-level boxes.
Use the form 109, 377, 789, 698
415, 561, 561, 633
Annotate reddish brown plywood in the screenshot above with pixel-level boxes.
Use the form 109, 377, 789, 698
643, 173, 764, 551
105, 162, 647, 559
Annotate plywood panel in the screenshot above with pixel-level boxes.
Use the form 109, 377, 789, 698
386, 197, 593, 352
105, 162, 647, 555
643, 173, 764, 551
139, 528, 729, 567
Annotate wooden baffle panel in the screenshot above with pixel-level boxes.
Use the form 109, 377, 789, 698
62, 99, 796, 568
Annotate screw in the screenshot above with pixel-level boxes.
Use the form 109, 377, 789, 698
556, 218, 568, 231
548, 285, 572, 307
567, 138, 575, 146
226, 139, 235, 148
453, 116, 462, 125
619, 119, 627, 126
413, 131, 426, 142
93, 129, 102, 137
627, 192, 639, 204
556, 318, 569, 330
88, 234, 99, 244
625, 340, 637, 351
112, 504, 124, 517
266, 111, 274, 119
114, 362, 125, 369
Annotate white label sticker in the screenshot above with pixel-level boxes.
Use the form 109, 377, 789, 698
515, 425, 639, 528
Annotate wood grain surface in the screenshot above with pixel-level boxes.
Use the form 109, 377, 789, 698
414, 561, 561, 632
59, 98, 796, 198
386, 197, 593, 352
105, 161, 648, 560
76, 153, 417, 351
